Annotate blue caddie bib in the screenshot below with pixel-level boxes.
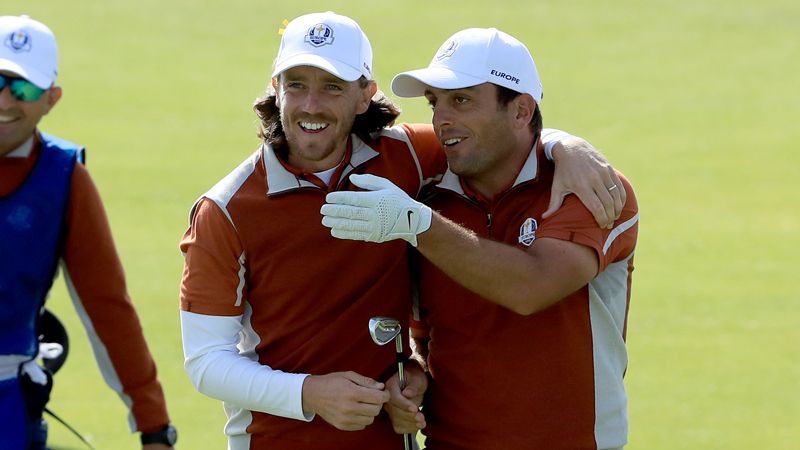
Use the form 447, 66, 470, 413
0, 133, 84, 358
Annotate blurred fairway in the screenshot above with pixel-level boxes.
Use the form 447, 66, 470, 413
8, 0, 798, 448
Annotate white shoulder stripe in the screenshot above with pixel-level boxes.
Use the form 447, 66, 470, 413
603, 212, 640, 255
189, 152, 259, 228
205, 152, 258, 207
379, 125, 425, 195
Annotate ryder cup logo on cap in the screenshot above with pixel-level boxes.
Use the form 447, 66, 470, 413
272, 12, 372, 82
0, 15, 58, 89
391, 28, 543, 104
6, 30, 32, 52
305, 23, 334, 47
435, 39, 458, 61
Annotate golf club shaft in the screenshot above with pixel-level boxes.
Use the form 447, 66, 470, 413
395, 334, 406, 389
395, 335, 412, 450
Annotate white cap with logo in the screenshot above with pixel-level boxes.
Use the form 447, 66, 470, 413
391, 28, 542, 103
272, 11, 372, 82
0, 15, 58, 89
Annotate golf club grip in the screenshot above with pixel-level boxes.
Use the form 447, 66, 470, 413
397, 357, 409, 449
393, 334, 411, 449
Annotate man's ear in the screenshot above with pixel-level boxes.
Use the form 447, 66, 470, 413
43, 86, 62, 115
512, 94, 536, 129
356, 80, 378, 115
272, 78, 280, 108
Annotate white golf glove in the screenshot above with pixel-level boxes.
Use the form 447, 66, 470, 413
321, 174, 432, 247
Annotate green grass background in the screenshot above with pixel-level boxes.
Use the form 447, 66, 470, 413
7, 0, 798, 448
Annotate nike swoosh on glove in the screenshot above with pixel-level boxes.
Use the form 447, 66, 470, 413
321, 174, 432, 247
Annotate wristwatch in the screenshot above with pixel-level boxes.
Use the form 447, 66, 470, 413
141, 424, 178, 446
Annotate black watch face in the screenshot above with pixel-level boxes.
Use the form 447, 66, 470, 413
166, 425, 178, 445
143, 425, 177, 446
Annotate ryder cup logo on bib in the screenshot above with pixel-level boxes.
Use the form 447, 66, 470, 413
305, 23, 334, 47
518, 218, 538, 246
5, 30, 32, 53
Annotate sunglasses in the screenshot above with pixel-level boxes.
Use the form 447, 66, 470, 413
0, 74, 47, 102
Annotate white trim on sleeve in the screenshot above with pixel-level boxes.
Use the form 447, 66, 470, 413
541, 128, 573, 161
181, 310, 312, 421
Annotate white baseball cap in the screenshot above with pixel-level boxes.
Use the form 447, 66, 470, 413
272, 12, 372, 82
392, 28, 543, 103
0, 15, 58, 89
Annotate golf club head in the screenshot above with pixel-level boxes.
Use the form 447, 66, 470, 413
368, 316, 401, 346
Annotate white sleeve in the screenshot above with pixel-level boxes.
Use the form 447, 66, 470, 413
180, 310, 313, 421
540, 128, 574, 161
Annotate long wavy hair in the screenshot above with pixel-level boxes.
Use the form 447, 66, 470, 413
253, 76, 401, 154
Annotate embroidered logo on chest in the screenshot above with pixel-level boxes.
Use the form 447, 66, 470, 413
518, 217, 537, 246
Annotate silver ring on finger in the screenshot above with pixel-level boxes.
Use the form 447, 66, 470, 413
607, 184, 618, 192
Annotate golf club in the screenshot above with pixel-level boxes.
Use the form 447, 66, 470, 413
368, 316, 412, 450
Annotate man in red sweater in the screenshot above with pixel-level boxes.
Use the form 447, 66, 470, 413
322, 27, 639, 449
